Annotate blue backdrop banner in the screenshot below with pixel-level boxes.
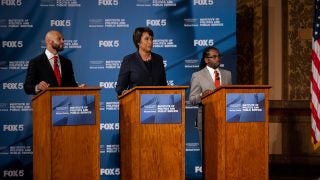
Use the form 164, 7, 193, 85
0, 0, 236, 179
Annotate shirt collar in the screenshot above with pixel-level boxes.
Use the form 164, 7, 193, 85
206, 65, 219, 73
45, 49, 59, 60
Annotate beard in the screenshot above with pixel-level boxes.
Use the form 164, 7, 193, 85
212, 62, 220, 69
52, 42, 64, 52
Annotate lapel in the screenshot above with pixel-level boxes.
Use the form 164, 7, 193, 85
42, 53, 56, 75
59, 57, 65, 78
42, 53, 59, 85
220, 69, 227, 85
201, 68, 215, 89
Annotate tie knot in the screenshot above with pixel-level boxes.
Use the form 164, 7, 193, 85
53, 55, 58, 63
214, 70, 219, 80
214, 70, 220, 88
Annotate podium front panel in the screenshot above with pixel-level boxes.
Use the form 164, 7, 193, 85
202, 86, 269, 180
119, 86, 186, 180
32, 88, 100, 180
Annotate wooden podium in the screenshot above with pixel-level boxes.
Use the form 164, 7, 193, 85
118, 86, 188, 180
32, 87, 101, 180
201, 85, 271, 180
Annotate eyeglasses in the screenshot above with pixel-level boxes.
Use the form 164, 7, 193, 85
206, 55, 222, 59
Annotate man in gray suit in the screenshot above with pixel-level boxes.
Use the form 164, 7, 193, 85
189, 46, 232, 153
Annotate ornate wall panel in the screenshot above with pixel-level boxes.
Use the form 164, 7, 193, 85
283, 0, 313, 100
237, 0, 268, 85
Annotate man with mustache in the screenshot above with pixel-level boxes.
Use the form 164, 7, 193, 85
24, 30, 82, 95
189, 46, 232, 153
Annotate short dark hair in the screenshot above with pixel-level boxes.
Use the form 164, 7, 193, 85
133, 27, 154, 49
199, 46, 220, 69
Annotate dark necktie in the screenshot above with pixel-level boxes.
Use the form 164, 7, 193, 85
53, 56, 61, 86
214, 70, 220, 88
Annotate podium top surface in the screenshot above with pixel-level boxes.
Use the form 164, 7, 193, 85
117, 85, 189, 100
32, 86, 101, 101
201, 85, 272, 99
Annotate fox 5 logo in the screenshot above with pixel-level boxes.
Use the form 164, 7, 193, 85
98, 40, 120, 47
2, 83, 23, 90
2, 41, 23, 48
100, 168, 120, 176
3, 170, 24, 177
98, 0, 118, 5
193, 39, 214, 47
50, 20, 71, 27
3, 124, 24, 131
99, 82, 117, 89
1, 0, 22, 6
167, 80, 174, 86
100, 123, 119, 130
146, 19, 166, 26
193, 0, 214, 5
195, 166, 202, 173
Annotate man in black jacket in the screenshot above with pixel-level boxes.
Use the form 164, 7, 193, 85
24, 30, 82, 95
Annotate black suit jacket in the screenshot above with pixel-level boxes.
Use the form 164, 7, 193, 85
116, 51, 167, 95
24, 52, 78, 94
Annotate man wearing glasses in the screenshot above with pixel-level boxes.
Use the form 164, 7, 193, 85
189, 46, 232, 153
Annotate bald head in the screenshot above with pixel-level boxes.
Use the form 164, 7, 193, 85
45, 30, 65, 54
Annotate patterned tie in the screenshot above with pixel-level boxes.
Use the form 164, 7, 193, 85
214, 70, 220, 88
53, 56, 61, 86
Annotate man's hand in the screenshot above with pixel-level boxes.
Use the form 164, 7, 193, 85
37, 81, 50, 91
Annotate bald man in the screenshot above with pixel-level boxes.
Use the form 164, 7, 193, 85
24, 30, 81, 95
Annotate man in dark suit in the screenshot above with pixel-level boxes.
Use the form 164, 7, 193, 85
115, 27, 167, 96
189, 46, 232, 152
24, 30, 81, 95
